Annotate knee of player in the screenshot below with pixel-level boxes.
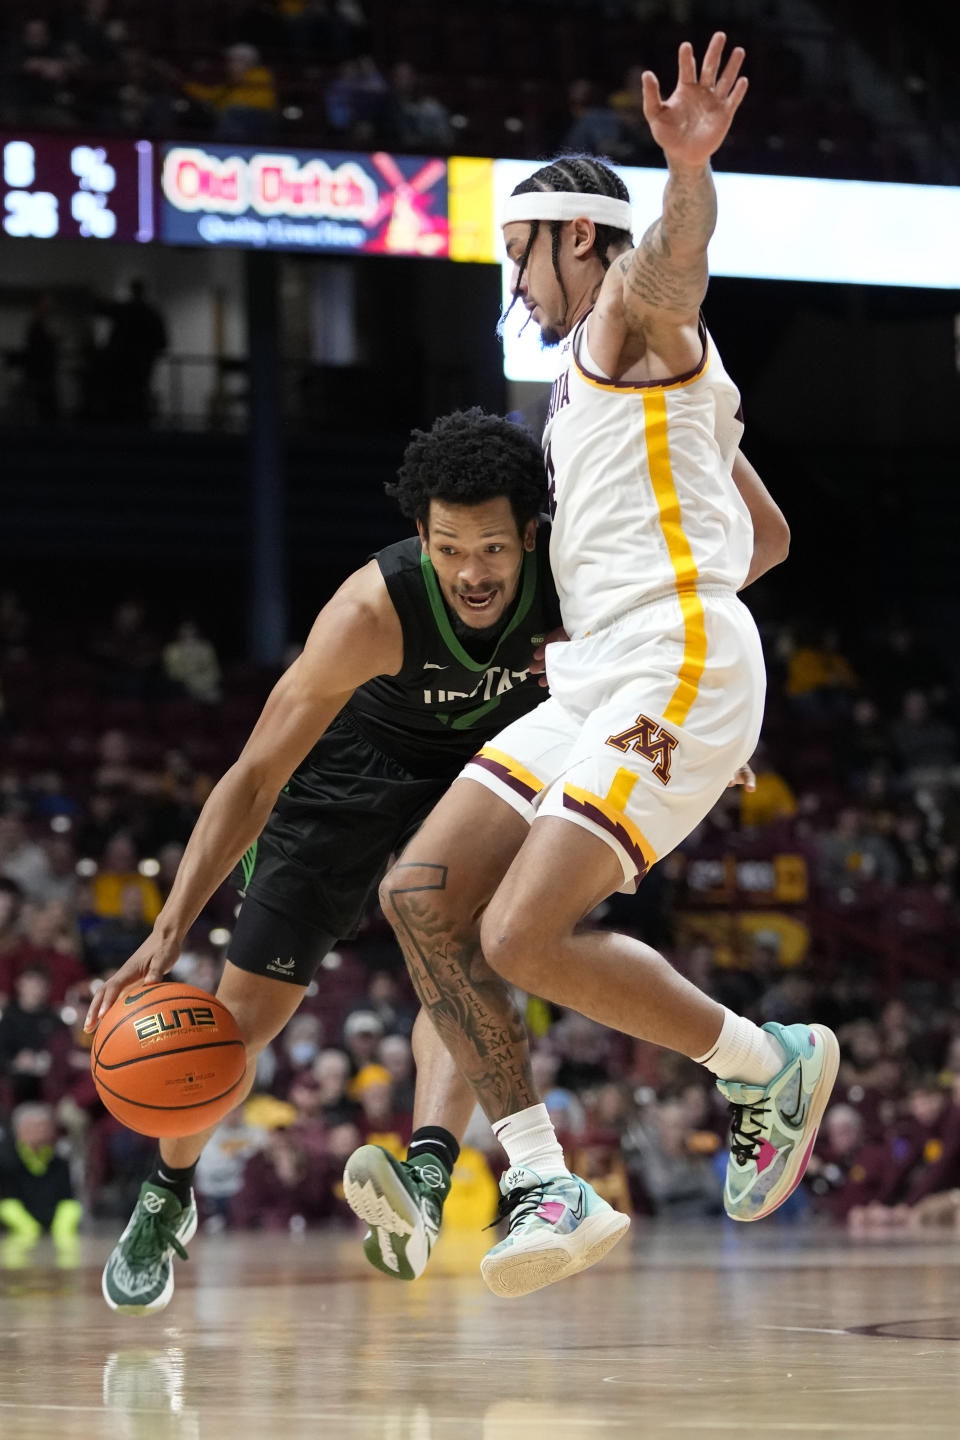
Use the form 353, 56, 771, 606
378, 859, 474, 930
377, 864, 402, 919
219, 1002, 284, 1061
479, 902, 541, 986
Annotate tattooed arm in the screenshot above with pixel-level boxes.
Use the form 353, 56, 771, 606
596, 32, 748, 364
619, 165, 717, 328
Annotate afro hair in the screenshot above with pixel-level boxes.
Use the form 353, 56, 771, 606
386, 408, 545, 533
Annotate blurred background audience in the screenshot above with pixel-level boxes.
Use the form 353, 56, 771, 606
0, 1, 954, 181
1, 0, 958, 1246
2, 590, 960, 1237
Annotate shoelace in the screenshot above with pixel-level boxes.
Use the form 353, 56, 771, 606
126, 1211, 189, 1266
483, 1181, 546, 1234
728, 1100, 771, 1166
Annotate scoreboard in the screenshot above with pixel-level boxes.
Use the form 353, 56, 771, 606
0, 134, 450, 256
158, 145, 450, 256
1, 134, 153, 244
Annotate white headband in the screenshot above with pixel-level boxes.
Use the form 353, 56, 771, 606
501, 191, 633, 231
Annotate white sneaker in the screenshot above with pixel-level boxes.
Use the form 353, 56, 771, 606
480, 1166, 630, 1299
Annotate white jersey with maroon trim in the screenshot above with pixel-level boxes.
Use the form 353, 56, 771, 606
542, 313, 753, 646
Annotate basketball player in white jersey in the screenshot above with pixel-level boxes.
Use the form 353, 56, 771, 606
346, 33, 838, 1299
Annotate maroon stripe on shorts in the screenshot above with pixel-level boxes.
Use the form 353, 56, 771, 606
561, 790, 650, 879
470, 754, 540, 804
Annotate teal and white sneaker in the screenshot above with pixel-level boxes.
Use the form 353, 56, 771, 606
718, 1021, 840, 1222
480, 1167, 630, 1299
102, 1182, 198, 1315
343, 1145, 449, 1280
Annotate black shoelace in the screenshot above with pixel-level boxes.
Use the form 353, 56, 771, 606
483, 1181, 545, 1233
728, 1101, 771, 1166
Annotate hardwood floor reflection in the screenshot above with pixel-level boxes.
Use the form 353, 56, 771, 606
2, 1221, 959, 1438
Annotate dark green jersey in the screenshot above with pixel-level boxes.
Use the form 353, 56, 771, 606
234, 521, 560, 938
343, 520, 560, 778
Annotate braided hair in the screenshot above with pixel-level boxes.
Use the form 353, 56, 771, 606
501, 156, 633, 335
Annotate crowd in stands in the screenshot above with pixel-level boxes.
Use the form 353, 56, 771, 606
0, 0, 951, 182
2, 583, 960, 1256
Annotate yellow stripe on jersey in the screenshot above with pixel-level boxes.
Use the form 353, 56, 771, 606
641, 390, 707, 727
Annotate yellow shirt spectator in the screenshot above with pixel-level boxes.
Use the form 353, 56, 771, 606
185, 45, 277, 116
91, 870, 163, 925
740, 769, 797, 828
786, 644, 857, 697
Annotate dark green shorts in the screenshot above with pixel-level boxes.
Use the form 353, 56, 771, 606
231, 712, 450, 980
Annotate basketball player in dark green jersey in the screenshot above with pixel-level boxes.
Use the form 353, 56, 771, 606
86, 408, 565, 1312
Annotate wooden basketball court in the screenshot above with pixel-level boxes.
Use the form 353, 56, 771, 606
2, 1221, 958, 1438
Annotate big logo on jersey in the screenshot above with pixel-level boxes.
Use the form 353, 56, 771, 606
421, 663, 531, 711
605, 714, 678, 786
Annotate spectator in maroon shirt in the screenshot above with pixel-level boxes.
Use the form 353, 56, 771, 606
846, 1077, 960, 1233
286, 1073, 329, 1161
352, 1064, 411, 1149
842, 1079, 951, 1224
10, 901, 88, 1003
0, 878, 25, 1007
231, 1127, 334, 1230
806, 1104, 880, 1218
898, 1077, 960, 1208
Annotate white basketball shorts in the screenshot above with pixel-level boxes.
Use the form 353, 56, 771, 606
461, 588, 766, 886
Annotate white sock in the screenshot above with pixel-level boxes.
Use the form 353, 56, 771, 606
694, 1008, 788, 1086
492, 1102, 569, 1180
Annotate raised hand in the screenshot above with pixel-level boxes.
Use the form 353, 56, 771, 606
641, 32, 747, 170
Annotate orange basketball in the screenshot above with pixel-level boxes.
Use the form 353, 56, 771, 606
91, 982, 246, 1137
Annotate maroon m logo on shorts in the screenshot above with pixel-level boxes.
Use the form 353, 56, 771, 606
605, 714, 678, 786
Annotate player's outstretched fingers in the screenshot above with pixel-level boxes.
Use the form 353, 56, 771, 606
86, 981, 119, 1032
715, 45, 745, 98
640, 68, 663, 121
676, 39, 698, 86
698, 31, 727, 88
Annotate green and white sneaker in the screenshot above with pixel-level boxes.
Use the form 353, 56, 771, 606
480, 1167, 630, 1300
342, 1145, 449, 1280
719, 1021, 840, 1222
102, 1182, 198, 1315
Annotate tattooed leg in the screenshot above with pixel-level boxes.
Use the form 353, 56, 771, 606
378, 779, 538, 1122
384, 862, 536, 1121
